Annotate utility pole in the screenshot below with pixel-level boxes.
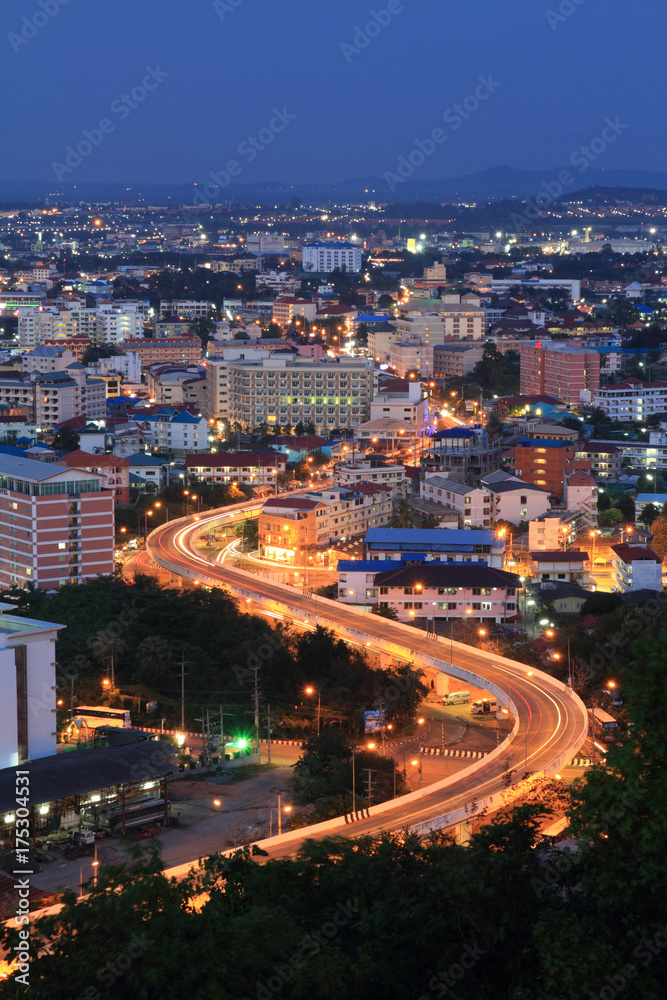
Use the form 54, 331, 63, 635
267, 703, 271, 764
179, 656, 188, 732
252, 667, 260, 758
362, 768, 377, 806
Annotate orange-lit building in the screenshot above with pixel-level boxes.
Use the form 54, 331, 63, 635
519, 341, 600, 405
505, 438, 575, 496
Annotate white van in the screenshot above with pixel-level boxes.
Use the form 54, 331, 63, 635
443, 691, 471, 706
471, 698, 497, 715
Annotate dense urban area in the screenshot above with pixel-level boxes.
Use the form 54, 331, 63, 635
0, 185, 666, 998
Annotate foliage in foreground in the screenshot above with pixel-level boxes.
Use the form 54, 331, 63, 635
3, 638, 667, 998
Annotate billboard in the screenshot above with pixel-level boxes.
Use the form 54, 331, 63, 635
364, 709, 385, 733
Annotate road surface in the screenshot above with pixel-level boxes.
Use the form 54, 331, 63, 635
147, 504, 588, 855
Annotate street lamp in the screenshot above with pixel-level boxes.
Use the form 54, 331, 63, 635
351, 742, 375, 814
305, 686, 321, 735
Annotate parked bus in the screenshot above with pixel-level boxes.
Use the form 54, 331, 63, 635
84, 796, 170, 832
588, 707, 619, 743
69, 706, 131, 729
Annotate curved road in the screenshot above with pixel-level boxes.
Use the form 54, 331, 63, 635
148, 504, 587, 854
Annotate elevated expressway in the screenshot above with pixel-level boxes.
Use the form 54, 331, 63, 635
147, 502, 588, 858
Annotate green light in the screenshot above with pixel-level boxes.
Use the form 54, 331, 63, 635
237, 738, 248, 749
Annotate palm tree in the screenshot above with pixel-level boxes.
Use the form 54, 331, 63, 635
90, 628, 126, 687
136, 636, 173, 684
388, 497, 419, 529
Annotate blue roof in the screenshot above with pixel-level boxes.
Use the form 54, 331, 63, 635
355, 314, 393, 324
636, 493, 667, 503
518, 438, 573, 448
128, 453, 168, 466
337, 560, 402, 572
364, 528, 498, 550
432, 427, 478, 440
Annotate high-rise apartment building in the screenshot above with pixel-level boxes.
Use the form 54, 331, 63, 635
519, 341, 600, 405
302, 242, 362, 274
0, 456, 114, 591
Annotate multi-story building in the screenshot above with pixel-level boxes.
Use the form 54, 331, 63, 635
575, 441, 621, 479
130, 408, 209, 456
159, 300, 212, 318
34, 368, 107, 429
592, 380, 667, 423
563, 468, 598, 528
0, 456, 114, 591
420, 471, 550, 528
0, 373, 36, 414
491, 278, 581, 300
519, 341, 600, 404
389, 341, 434, 377
0, 602, 65, 767
185, 451, 286, 487
225, 355, 374, 433
332, 457, 407, 495
95, 303, 144, 345
302, 242, 362, 274
21, 345, 79, 374
528, 511, 579, 553
527, 549, 591, 588
271, 296, 317, 327
507, 437, 575, 495
259, 484, 392, 561
256, 271, 300, 293
370, 563, 520, 624
370, 378, 429, 431
353, 417, 420, 453
120, 337, 203, 368
63, 450, 131, 505
433, 343, 485, 378
246, 233, 286, 254
610, 543, 662, 593
367, 322, 399, 364
423, 427, 503, 487
393, 302, 485, 344
363, 527, 504, 569
481, 470, 551, 524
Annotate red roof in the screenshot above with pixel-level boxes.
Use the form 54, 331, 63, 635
352, 481, 392, 496
530, 550, 589, 562
64, 449, 130, 468
262, 497, 321, 511
566, 469, 596, 486
610, 544, 662, 564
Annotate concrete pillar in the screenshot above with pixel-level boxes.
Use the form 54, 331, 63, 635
455, 820, 471, 845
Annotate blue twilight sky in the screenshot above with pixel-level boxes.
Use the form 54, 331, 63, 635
0, 0, 663, 184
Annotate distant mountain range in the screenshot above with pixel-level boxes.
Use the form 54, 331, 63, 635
2, 167, 667, 206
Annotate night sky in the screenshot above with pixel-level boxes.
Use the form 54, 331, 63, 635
1, 0, 661, 184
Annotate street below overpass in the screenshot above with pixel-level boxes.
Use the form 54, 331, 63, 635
148, 503, 588, 860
